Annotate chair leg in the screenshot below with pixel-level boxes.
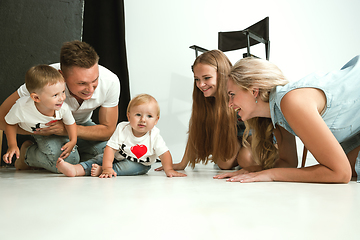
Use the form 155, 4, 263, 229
301, 146, 307, 168
265, 41, 270, 60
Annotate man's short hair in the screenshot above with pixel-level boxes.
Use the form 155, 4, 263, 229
60, 40, 99, 71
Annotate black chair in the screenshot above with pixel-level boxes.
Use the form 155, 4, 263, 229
218, 17, 270, 60
190, 17, 270, 60
189, 45, 209, 58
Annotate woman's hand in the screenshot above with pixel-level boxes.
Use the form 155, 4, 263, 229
213, 165, 262, 180
213, 168, 249, 179
226, 170, 274, 183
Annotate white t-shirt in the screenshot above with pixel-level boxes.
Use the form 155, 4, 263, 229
17, 63, 120, 124
107, 122, 169, 166
5, 96, 75, 133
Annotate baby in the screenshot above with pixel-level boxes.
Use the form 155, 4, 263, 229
56, 93, 186, 178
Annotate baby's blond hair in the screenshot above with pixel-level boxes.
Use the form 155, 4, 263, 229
127, 94, 160, 117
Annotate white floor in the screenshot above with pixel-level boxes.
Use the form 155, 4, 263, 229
0, 159, 359, 240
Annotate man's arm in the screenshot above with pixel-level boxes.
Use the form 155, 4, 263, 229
34, 105, 119, 141
0, 91, 29, 135
77, 105, 118, 141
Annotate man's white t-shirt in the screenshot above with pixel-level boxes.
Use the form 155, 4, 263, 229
17, 63, 120, 124
107, 122, 169, 166
5, 96, 75, 133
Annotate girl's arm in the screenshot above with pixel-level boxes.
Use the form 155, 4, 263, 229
229, 88, 352, 183
155, 141, 190, 171
159, 151, 187, 177
99, 145, 117, 178
60, 123, 77, 159
3, 123, 19, 164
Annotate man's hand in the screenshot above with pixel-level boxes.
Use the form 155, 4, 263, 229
33, 120, 67, 136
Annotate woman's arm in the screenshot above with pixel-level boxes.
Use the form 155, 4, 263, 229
229, 88, 351, 183
273, 126, 298, 168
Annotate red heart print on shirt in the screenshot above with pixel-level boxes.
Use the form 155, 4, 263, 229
130, 144, 147, 159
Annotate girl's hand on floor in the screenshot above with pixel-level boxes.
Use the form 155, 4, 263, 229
155, 162, 186, 171
165, 169, 187, 178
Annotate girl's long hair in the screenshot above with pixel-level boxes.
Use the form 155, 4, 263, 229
186, 50, 238, 168
229, 57, 288, 169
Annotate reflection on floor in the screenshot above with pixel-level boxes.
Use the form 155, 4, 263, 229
0, 161, 359, 240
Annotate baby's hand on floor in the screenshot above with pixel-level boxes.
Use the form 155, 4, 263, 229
99, 168, 117, 178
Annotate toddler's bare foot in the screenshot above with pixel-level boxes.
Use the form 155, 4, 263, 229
15, 140, 34, 170
91, 164, 102, 177
56, 158, 77, 177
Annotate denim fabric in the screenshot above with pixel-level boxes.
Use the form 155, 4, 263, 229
25, 135, 80, 173
356, 152, 360, 183
269, 55, 360, 154
79, 154, 151, 176
25, 120, 107, 173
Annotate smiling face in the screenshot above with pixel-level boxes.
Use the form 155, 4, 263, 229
227, 79, 257, 121
61, 63, 99, 103
31, 81, 66, 117
193, 63, 217, 97
127, 101, 159, 137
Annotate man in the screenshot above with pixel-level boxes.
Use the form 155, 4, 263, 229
0, 40, 120, 172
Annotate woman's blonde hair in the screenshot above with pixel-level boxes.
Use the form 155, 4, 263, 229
186, 50, 238, 168
229, 57, 288, 169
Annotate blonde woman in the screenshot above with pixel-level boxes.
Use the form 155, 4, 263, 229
215, 56, 360, 183
157, 50, 255, 171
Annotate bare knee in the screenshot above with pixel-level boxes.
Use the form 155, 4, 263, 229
237, 146, 255, 168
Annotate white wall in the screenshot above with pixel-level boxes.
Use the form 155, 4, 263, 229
124, 0, 360, 163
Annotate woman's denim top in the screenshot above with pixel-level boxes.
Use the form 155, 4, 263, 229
269, 55, 360, 144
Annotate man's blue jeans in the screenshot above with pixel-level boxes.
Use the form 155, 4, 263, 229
25, 120, 107, 173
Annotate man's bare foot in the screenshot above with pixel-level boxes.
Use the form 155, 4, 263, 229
15, 140, 33, 170
91, 164, 103, 177
56, 158, 77, 177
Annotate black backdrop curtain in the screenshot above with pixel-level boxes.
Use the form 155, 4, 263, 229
83, 0, 130, 122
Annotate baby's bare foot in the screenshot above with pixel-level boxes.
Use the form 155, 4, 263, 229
56, 158, 77, 177
91, 164, 102, 177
